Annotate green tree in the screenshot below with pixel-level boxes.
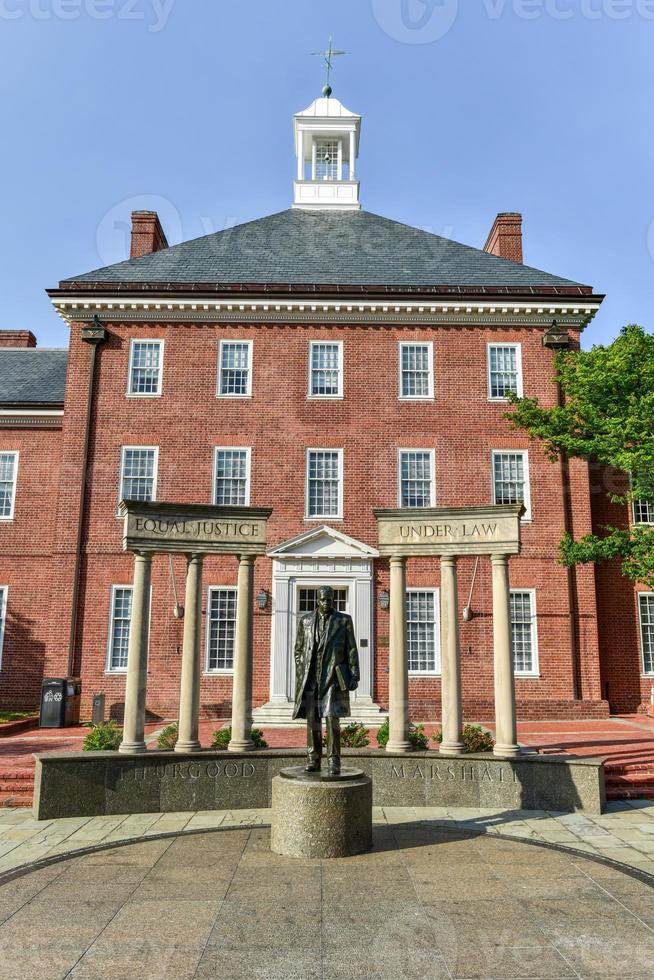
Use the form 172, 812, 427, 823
507, 324, 654, 588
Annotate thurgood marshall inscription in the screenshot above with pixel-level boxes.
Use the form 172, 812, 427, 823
120, 500, 272, 555
374, 504, 524, 557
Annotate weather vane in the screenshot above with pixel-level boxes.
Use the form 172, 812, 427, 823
312, 36, 347, 98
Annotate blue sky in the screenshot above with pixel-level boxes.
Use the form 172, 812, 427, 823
1, 0, 652, 349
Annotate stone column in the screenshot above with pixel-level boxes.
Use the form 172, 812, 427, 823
175, 554, 204, 753
228, 555, 255, 752
119, 551, 152, 754
492, 554, 520, 759
387, 556, 410, 753
439, 555, 463, 756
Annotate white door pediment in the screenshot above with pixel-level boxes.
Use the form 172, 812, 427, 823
267, 525, 379, 560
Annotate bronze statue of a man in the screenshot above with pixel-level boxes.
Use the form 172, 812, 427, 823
292, 586, 360, 775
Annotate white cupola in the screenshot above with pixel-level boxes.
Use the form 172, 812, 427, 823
292, 95, 362, 211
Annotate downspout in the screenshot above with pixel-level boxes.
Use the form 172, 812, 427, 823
66, 317, 107, 676
543, 322, 582, 700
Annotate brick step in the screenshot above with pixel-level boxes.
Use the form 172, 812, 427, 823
607, 787, 654, 800
606, 772, 654, 783
0, 781, 34, 794
0, 769, 34, 781
0, 793, 32, 807
605, 764, 654, 775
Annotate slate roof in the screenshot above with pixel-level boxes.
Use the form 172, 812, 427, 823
0, 349, 68, 405
61, 209, 588, 291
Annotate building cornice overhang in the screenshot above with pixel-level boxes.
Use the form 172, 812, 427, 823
0, 406, 64, 428
49, 282, 603, 329
52, 292, 603, 329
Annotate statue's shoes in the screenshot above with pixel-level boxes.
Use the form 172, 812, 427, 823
328, 764, 341, 776
305, 763, 320, 773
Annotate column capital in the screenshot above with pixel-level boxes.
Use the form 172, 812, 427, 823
186, 553, 205, 565
440, 555, 458, 568
389, 554, 406, 566
238, 554, 256, 565
491, 553, 509, 566
133, 550, 153, 561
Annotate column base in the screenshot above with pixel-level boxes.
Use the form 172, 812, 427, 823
174, 740, 201, 753
118, 741, 147, 754
439, 742, 464, 757
386, 741, 411, 754
227, 738, 255, 753
493, 744, 521, 759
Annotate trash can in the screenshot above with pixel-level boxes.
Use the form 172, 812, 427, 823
40, 677, 82, 728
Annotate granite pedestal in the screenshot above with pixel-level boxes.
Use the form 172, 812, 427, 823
270, 767, 373, 858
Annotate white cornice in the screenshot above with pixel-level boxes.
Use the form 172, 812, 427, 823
51, 295, 602, 329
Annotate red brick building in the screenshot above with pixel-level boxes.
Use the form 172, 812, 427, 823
0, 94, 651, 723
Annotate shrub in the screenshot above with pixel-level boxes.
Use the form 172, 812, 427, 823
322, 722, 369, 748
211, 725, 268, 749
376, 718, 428, 751
83, 720, 122, 751
157, 722, 178, 749
432, 724, 495, 753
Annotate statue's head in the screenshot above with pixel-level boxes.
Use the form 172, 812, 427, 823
317, 586, 335, 615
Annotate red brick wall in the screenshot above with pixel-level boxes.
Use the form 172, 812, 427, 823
54, 317, 607, 722
0, 425, 62, 708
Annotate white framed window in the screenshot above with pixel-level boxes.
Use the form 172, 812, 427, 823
492, 450, 531, 520
398, 450, 435, 508
314, 138, 341, 181
633, 499, 654, 525
309, 341, 343, 398
399, 342, 434, 400
0, 452, 18, 521
639, 593, 654, 675
406, 589, 440, 674
0, 586, 7, 670
305, 449, 343, 520
218, 340, 252, 397
214, 448, 251, 506
510, 590, 539, 676
127, 339, 164, 396
118, 447, 158, 513
488, 343, 523, 400
206, 587, 238, 672
106, 586, 133, 673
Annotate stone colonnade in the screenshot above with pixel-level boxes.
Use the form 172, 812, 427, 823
376, 505, 525, 760
117, 502, 271, 756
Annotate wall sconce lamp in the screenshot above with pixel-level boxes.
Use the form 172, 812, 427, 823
256, 589, 269, 610
379, 590, 390, 611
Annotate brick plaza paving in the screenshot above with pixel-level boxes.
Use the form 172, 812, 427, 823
0, 817, 653, 979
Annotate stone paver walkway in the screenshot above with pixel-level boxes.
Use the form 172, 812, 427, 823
2, 800, 654, 882
0, 824, 653, 979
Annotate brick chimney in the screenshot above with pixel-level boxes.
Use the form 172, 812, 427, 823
483, 212, 523, 264
0, 330, 37, 348
130, 211, 169, 259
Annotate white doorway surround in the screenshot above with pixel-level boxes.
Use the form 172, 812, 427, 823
253, 526, 386, 726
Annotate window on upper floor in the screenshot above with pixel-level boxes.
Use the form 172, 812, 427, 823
118, 447, 158, 512
306, 449, 343, 519
488, 344, 523, 400
107, 586, 132, 672
399, 342, 434, 400
510, 590, 539, 676
406, 589, 440, 674
633, 499, 654, 525
128, 340, 164, 396
0, 453, 18, 521
0, 586, 7, 669
398, 450, 435, 508
492, 450, 531, 520
206, 588, 238, 672
218, 340, 252, 397
639, 594, 654, 675
214, 448, 251, 507
309, 341, 343, 398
